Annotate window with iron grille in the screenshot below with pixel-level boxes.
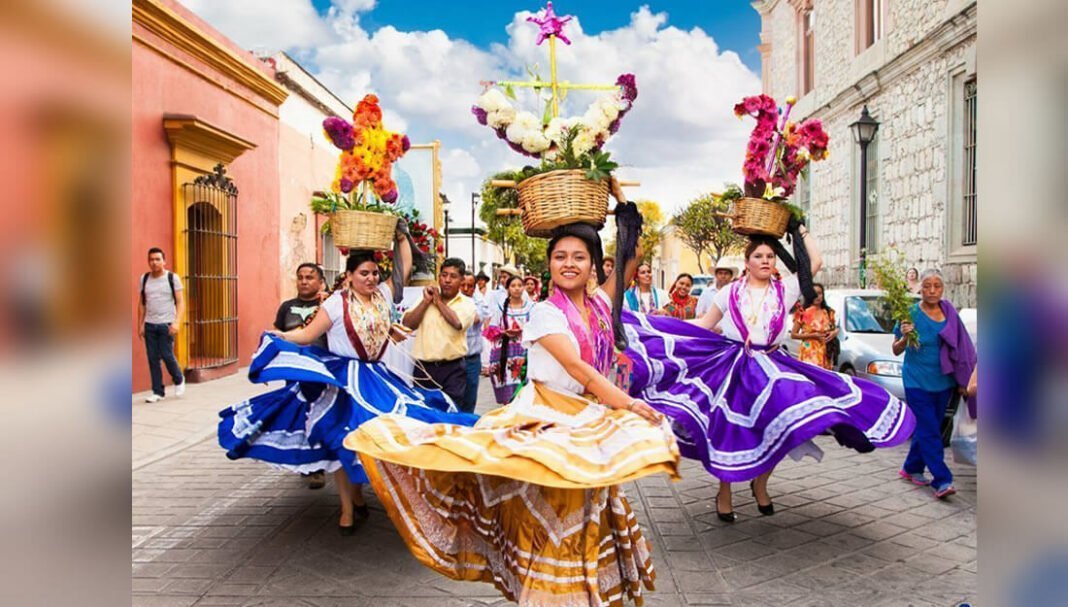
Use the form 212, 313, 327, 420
856, 0, 884, 52
321, 231, 344, 290
962, 78, 977, 246
801, 9, 815, 95
182, 164, 238, 370
864, 135, 880, 254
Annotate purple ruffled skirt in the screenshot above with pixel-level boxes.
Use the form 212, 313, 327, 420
622, 312, 915, 482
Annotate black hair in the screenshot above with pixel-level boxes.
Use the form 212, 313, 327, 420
148, 247, 165, 260
495, 275, 526, 383
296, 262, 325, 281
441, 257, 466, 275
546, 223, 605, 285
463, 270, 474, 278
670, 273, 695, 292
345, 251, 377, 273
805, 282, 832, 311
475, 272, 489, 282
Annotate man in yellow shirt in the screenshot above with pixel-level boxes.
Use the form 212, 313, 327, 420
402, 258, 477, 408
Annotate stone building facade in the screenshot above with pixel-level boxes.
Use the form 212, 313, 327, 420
753, 0, 977, 306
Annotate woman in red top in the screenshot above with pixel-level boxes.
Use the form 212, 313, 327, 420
659, 273, 699, 320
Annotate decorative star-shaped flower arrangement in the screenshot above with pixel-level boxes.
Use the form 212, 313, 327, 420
527, 1, 573, 45
323, 94, 410, 202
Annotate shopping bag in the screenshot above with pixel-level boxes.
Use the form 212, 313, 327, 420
950, 402, 977, 466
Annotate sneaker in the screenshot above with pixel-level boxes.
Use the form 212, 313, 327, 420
933, 484, 957, 499
145, 394, 164, 403
898, 469, 932, 486
175, 379, 186, 397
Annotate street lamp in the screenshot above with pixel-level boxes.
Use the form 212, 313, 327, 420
471, 192, 481, 272
441, 193, 451, 258
850, 105, 879, 288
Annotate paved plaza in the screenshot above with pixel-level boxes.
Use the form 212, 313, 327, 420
132, 377, 976, 607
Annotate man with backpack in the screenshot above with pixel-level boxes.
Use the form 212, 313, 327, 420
138, 247, 186, 403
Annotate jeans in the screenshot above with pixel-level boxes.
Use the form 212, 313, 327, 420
903, 387, 954, 488
462, 354, 481, 414
144, 323, 184, 396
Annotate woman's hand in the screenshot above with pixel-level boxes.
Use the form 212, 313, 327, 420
900, 321, 915, 335
609, 175, 627, 204
623, 398, 663, 425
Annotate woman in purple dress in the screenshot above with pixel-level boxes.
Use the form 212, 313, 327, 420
623, 227, 916, 522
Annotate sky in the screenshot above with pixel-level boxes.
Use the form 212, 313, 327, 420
183, 0, 764, 223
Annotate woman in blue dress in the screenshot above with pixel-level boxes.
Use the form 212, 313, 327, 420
218, 238, 477, 534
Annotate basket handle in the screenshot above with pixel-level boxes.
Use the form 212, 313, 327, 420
489, 179, 641, 189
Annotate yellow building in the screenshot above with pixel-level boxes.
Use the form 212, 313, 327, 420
651, 224, 742, 289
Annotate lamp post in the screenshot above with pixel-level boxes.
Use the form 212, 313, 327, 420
471, 192, 481, 273
850, 105, 879, 288
441, 193, 451, 258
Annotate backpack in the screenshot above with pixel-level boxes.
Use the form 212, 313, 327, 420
140, 271, 176, 305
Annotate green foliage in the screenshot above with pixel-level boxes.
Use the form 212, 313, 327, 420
673, 186, 746, 273
869, 248, 920, 348
479, 170, 547, 275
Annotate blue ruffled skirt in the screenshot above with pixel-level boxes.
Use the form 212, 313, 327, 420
218, 334, 479, 483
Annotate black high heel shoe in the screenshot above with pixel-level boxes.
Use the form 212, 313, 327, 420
715, 496, 737, 523
750, 480, 775, 516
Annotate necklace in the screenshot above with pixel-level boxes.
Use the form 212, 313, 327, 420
744, 284, 771, 327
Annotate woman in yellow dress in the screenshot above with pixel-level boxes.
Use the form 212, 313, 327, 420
346, 211, 679, 606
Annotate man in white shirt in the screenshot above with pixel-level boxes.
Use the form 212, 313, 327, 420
694, 265, 737, 318
137, 247, 186, 402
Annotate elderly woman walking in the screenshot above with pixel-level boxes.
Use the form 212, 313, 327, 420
893, 269, 976, 499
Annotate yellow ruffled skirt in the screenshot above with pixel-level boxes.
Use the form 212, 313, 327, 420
345, 381, 680, 606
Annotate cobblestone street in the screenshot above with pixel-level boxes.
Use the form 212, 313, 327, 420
132, 379, 975, 607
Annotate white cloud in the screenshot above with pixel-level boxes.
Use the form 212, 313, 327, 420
182, 0, 334, 52
183, 3, 762, 217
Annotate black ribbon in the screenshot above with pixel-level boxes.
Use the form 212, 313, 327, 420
391, 217, 424, 305
611, 201, 644, 351
750, 216, 816, 306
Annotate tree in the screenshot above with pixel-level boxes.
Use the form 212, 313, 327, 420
672, 189, 746, 273
479, 170, 547, 275
635, 199, 665, 264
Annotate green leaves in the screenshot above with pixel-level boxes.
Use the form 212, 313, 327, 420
585, 150, 618, 182
869, 248, 920, 348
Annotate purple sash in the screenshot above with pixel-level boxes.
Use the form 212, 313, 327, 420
727, 277, 787, 346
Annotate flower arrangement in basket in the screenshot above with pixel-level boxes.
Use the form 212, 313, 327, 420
729, 94, 829, 238
472, 2, 638, 238
313, 94, 411, 250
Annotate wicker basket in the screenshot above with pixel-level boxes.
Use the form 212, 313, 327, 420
330, 210, 397, 250
516, 169, 609, 238
729, 197, 791, 238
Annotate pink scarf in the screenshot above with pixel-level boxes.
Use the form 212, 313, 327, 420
547, 287, 614, 376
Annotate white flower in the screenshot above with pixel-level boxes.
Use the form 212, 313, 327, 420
513, 111, 541, 130
544, 117, 569, 144
572, 128, 597, 157
477, 89, 509, 112
521, 131, 551, 154
486, 106, 515, 129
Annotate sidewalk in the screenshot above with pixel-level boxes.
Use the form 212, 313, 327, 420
132, 369, 266, 470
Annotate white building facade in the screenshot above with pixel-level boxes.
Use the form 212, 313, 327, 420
753, 0, 977, 306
